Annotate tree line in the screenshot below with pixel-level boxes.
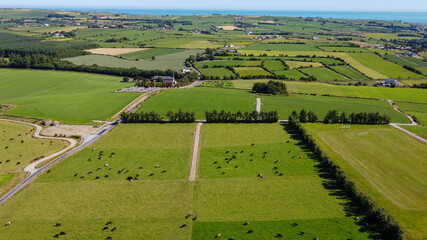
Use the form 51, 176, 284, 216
289, 109, 391, 125
287, 116, 404, 240
205, 110, 279, 123
121, 110, 195, 123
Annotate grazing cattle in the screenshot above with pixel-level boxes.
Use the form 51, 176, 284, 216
149, 173, 154, 176
264, 152, 267, 154
273, 167, 278, 170
95, 176, 100, 179
292, 223, 298, 227
250, 158, 253, 161
92, 148, 96, 151
288, 150, 291, 153
106, 221, 112, 225
225, 158, 229, 160
88, 171, 92, 174
136, 174, 140, 177
5, 221, 12, 226
74, 173, 78, 177
217, 166, 221, 169
155, 165, 160, 168
274, 171, 279, 174
138, 166, 144, 169
117, 171, 122, 174
243, 221, 249, 225
127, 176, 133, 181
5, 146, 8, 149
103, 226, 109, 230
97, 168, 101, 171
251, 143, 254, 146
250, 153, 254, 156
300, 232, 305, 235
161, 170, 166, 173
221, 172, 225, 175
234, 151, 238, 154
5, 160, 10, 163
300, 155, 303, 158
80, 176, 85, 179
0, 162, 3, 164
88, 159, 91, 162
47, 170, 51, 173
60, 232, 66, 235
275, 233, 283, 238
247, 230, 253, 233
16, 162, 21, 165
235, 165, 239, 168
292, 156, 295, 158
229, 237, 235, 240
105, 175, 109, 178
125, 170, 129, 174
232, 155, 236, 159
21, 140, 24, 143
274, 160, 278, 164
104, 164, 109, 167
286, 140, 290, 143
111, 227, 117, 232
226, 160, 231, 164
225, 151, 229, 153
106, 237, 112, 240
108, 168, 112, 171
262, 156, 265, 158
134, 177, 139, 180
53, 234, 59, 238
55, 223, 62, 227
213, 161, 217, 164
215, 233, 221, 238
279, 173, 283, 176
240, 150, 244, 153
180, 224, 187, 228
192, 216, 197, 221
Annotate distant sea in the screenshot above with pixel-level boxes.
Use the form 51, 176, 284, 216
48, 8, 427, 24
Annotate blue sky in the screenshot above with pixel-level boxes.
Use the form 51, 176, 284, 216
1, 0, 427, 12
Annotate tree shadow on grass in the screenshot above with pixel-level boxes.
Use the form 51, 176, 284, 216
281, 123, 384, 239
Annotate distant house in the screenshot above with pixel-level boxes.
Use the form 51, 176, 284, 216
182, 68, 191, 74
381, 78, 399, 87
52, 32, 65, 38
152, 76, 176, 87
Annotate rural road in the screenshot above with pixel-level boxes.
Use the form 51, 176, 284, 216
0, 119, 119, 205
387, 100, 427, 144
188, 122, 204, 181
0, 119, 78, 174
256, 98, 261, 113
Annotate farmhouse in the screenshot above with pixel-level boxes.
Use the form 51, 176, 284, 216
152, 76, 176, 87
380, 78, 399, 86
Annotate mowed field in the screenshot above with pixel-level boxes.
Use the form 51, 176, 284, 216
0, 69, 139, 124
65, 50, 202, 71
260, 94, 409, 123
305, 124, 427, 239
300, 67, 348, 81
0, 124, 195, 240
139, 88, 256, 119
394, 102, 427, 139
194, 124, 372, 239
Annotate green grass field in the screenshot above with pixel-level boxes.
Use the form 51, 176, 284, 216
330, 66, 368, 80
286, 81, 427, 103
234, 67, 272, 77
120, 48, 184, 60
194, 123, 373, 239
383, 54, 419, 68
274, 69, 307, 80
194, 60, 262, 68
199, 68, 236, 78
0, 124, 195, 240
0, 173, 13, 187
65, 50, 202, 71
300, 67, 349, 81
242, 43, 320, 51
0, 121, 69, 172
402, 56, 427, 67
260, 94, 409, 123
263, 60, 285, 71
200, 81, 233, 88
319, 46, 370, 53
0, 69, 139, 124
394, 102, 427, 139
138, 88, 255, 119
349, 53, 424, 79
305, 124, 427, 240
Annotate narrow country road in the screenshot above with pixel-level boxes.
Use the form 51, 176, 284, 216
387, 100, 427, 144
256, 98, 261, 113
188, 122, 204, 181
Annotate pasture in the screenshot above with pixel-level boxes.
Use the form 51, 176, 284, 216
0, 69, 139, 124
138, 88, 255, 119
274, 69, 307, 80
199, 68, 235, 79
349, 53, 423, 79
261, 94, 409, 123
234, 67, 272, 77
305, 124, 427, 239
300, 67, 349, 81
194, 60, 261, 68
85, 48, 142, 56
193, 123, 373, 239
263, 60, 286, 71
0, 124, 195, 240
330, 65, 368, 80
0, 121, 69, 173
65, 50, 202, 71
120, 48, 184, 60
242, 43, 320, 51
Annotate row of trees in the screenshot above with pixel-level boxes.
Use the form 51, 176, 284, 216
205, 110, 279, 123
323, 110, 391, 124
252, 80, 288, 95
287, 116, 404, 240
290, 109, 318, 123
121, 110, 196, 123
